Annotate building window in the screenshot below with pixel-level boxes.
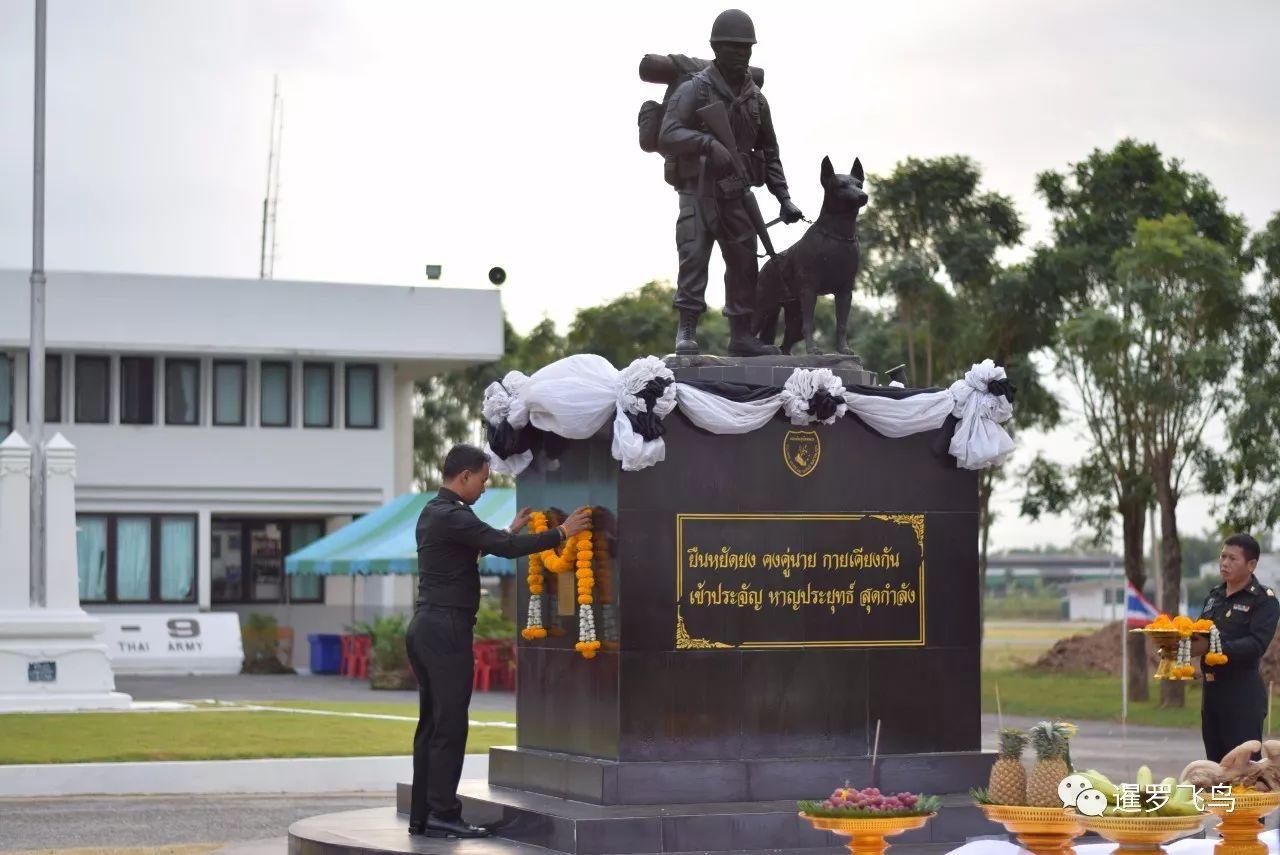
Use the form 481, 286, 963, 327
212, 517, 326, 604
345, 364, 378, 428
160, 517, 196, 600
76, 516, 109, 601
75, 356, 110, 423
165, 359, 200, 425
0, 354, 12, 437
120, 357, 156, 425
116, 517, 152, 600
25, 354, 63, 424
76, 513, 197, 604
213, 360, 246, 426
260, 362, 291, 427
303, 363, 333, 428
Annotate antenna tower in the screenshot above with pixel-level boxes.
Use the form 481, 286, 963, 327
258, 75, 284, 279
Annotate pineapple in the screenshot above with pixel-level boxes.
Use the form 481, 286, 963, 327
1026, 721, 1073, 807
988, 728, 1028, 805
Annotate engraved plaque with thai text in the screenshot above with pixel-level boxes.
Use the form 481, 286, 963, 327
675, 513, 926, 649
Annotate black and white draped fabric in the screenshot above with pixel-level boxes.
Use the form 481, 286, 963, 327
482, 355, 1016, 474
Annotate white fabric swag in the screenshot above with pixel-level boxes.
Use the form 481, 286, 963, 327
483, 355, 1016, 474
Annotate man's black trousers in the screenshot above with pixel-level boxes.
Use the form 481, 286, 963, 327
406, 605, 474, 825
1201, 672, 1266, 763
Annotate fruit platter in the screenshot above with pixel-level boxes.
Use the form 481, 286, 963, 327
798, 784, 937, 855
972, 722, 1086, 854
1067, 766, 1209, 855
1182, 739, 1280, 852
1130, 614, 1223, 680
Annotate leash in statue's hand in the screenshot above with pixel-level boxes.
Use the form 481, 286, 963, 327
763, 214, 814, 228
757, 215, 814, 257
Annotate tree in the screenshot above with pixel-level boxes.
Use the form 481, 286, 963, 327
413, 318, 565, 487
858, 156, 1024, 387
1204, 211, 1280, 533
1115, 215, 1243, 706
1026, 140, 1248, 704
565, 281, 729, 366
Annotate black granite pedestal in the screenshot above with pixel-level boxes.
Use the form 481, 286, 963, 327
389, 358, 999, 853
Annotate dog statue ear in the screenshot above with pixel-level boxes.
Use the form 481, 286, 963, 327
821, 156, 834, 187
851, 158, 865, 183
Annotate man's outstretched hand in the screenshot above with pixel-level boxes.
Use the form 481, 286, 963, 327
508, 507, 533, 534
561, 507, 592, 537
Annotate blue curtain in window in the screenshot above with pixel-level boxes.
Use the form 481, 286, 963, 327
303, 367, 330, 426
77, 517, 108, 600
160, 518, 195, 601
117, 518, 151, 600
214, 363, 243, 424
347, 366, 375, 427
262, 365, 289, 425
166, 362, 199, 424
289, 521, 325, 600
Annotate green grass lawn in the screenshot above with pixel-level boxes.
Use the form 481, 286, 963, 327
982, 667, 1209, 729
0, 702, 516, 765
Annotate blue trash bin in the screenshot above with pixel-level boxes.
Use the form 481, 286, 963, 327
307, 633, 342, 674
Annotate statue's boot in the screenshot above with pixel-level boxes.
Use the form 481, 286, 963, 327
727, 314, 782, 357
675, 310, 700, 355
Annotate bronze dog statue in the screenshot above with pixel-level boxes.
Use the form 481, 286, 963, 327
753, 157, 868, 355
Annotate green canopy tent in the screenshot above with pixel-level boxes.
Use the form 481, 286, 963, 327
284, 488, 518, 577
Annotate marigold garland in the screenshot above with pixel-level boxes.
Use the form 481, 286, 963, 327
521, 508, 602, 659
1143, 613, 1226, 676
1205, 624, 1228, 666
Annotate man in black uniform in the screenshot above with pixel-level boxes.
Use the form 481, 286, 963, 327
658, 8, 804, 357
407, 444, 590, 838
1193, 533, 1280, 763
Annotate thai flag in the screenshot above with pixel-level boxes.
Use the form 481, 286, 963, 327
1126, 581, 1159, 627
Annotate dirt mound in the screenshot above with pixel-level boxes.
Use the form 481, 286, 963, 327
1030, 621, 1156, 675
1032, 621, 1280, 685
1258, 626, 1280, 689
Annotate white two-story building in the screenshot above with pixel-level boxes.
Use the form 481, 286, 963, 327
0, 269, 501, 668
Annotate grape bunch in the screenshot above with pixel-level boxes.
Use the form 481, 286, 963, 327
820, 786, 921, 812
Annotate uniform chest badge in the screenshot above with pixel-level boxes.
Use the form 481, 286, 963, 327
1236, 604, 1251, 612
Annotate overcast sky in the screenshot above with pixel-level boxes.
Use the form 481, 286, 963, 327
2, 1, 1277, 554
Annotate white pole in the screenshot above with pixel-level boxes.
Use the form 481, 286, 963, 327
28, 0, 48, 608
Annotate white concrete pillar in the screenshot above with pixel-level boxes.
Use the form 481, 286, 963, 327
43, 434, 80, 612
393, 367, 414, 495
0, 432, 130, 711
197, 509, 212, 611
0, 433, 32, 609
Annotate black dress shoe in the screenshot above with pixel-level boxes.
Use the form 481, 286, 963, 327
425, 816, 491, 839
407, 822, 427, 836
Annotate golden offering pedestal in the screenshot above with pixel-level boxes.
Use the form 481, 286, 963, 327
1076, 812, 1210, 854
1130, 628, 1209, 680
977, 804, 1084, 854
799, 812, 934, 855
1207, 789, 1280, 855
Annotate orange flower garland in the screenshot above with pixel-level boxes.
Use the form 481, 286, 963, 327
520, 545, 547, 640
1143, 613, 1226, 676
574, 516, 602, 659
521, 509, 602, 659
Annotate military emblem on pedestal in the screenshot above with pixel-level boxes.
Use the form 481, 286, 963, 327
784, 428, 821, 477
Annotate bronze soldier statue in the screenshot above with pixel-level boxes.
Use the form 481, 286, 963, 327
654, 9, 804, 356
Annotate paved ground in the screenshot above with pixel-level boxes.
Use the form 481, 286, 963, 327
115, 674, 517, 714
0, 793, 389, 851
1, 673, 1208, 852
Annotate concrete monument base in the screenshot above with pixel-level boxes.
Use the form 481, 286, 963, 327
0, 433, 131, 712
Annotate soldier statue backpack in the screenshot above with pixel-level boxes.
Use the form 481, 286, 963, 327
637, 53, 763, 187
